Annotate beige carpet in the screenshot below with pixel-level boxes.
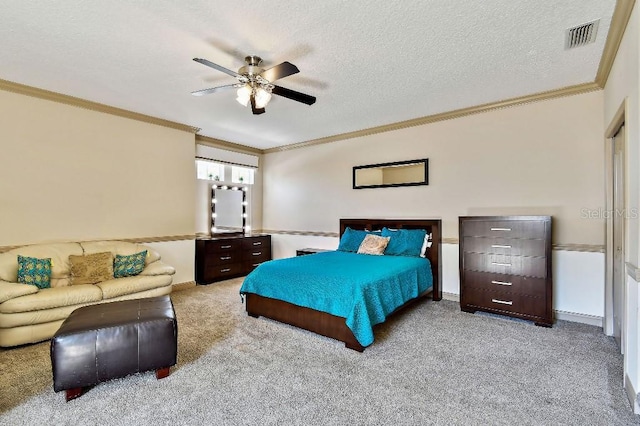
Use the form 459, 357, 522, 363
0, 278, 638, 425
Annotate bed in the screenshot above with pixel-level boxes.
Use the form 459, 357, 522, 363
240, 219, 442, 352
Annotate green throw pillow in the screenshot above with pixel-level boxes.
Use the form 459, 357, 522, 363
17, 255, 52, 289
113, 250, 147, 278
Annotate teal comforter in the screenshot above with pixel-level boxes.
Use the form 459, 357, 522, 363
240, 251, 433, 347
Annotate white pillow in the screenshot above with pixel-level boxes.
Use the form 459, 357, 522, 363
420, 233, 433, 258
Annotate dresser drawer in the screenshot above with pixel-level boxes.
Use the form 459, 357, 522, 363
244, 248, 271, 263
206, 262, 243, 279
462, 287, 547, 318
462, 270, 547, 298
462, 236, 546, 257
209, 251, 243, 265
463, 252, 547, 278
244, 259, 266, 274
206, 239, 243, 253
242, 236, 271, 250
461, 220, 546, 239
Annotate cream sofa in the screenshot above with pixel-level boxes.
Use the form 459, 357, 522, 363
0, 241, 175, 347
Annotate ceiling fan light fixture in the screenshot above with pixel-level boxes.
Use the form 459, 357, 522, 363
254, 87, 272, 109
236, 84, 252, 107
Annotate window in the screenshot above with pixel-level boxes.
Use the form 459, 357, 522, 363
196, 160, 225, 181
231, 166, 254, 185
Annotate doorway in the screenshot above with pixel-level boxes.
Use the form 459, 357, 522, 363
604, 100, 627, 351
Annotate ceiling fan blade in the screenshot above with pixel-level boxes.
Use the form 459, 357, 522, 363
191, 84, 238, 96
272, 85, 316, 105
250, 94, 265, 115
193, 58, 241, 78
260, 61, 300, 82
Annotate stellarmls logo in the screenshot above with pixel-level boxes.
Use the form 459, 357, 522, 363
581, 208, 639, 219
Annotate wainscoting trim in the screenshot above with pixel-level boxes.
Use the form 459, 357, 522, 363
626, 262, 640, 282
265, 230, 604, 253
0, 234, 196, 253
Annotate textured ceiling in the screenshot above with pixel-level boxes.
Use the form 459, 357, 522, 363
0, 0, 616, 150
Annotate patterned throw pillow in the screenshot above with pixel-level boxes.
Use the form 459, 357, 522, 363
338, 227, 382, 252
113, 250, 147, 278
17, 255, 52, 289
357, 234, 390, 255
69, 252, 114, 285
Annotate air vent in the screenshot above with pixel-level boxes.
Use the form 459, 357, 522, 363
565, 19, 599, 49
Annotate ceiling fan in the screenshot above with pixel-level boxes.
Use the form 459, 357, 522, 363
192, 55, 316, 115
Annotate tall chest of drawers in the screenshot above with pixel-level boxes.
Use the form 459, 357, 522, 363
195, 235, 272, 284
459, 216, 553, 326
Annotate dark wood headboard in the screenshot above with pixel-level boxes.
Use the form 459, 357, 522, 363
339, 218, 442, 301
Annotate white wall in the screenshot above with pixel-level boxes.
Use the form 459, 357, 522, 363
603, 1, 640, 412
263, 90, 606, 324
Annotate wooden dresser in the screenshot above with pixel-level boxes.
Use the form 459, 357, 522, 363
459, 216, 553, 326
195, 234, 272, 284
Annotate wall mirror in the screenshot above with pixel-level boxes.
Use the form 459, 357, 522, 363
211, 184, 247, 235
353, 158, 429, 189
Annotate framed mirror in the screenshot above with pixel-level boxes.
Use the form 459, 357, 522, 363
211, 184, 247, 235
353, 158, 428, 189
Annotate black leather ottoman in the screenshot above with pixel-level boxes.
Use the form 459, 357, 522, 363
50, 295, 177, 401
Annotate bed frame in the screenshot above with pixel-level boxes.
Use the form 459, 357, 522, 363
245, 218, 442, 352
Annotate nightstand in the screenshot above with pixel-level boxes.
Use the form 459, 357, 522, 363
296, 248, 332, 256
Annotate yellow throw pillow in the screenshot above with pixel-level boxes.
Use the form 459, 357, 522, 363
357, 234, 390, 255
69, 252, 114, 285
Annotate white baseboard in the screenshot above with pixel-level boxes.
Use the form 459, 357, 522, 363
554, 309, 603, 327
440, 294, 603, 327
624, 373, 640, 414
442, 292, 459, 302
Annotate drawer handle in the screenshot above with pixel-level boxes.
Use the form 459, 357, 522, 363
220, 256, 231, 260
490, 227, 511, 231
252, 251, 262, 256
492, 299, 513, 305
252, 263, 259, 267
491, 280, 512, 286
253, 242, 262, 246
221, 245, 232, 249
491, 244, 512, 249
491, 262, 511, 267
220, 268, 231, 273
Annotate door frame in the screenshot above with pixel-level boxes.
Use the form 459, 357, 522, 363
604, 98, 627, 337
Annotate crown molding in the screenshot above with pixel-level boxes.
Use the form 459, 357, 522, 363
195, 134, 263, 155
0, 78, 200, 134
595, 0, 636, 88
2, 1, 631, 154
264, 81, 601, 153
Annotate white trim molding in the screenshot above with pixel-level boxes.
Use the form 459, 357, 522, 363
626, 262, 640, 282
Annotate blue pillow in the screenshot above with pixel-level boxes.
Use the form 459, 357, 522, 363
337, 227, 380, 252
113, 250, 147, 278
17, 255, 52, 289
381, 228, 427, 257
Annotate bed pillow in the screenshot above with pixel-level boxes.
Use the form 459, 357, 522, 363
337, 227, 381, 252
17, 255, 52, 289
113, 250, 147, 278
420, 233, 433, 258
381, 228, 427, 257
357, 234, 390, 255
